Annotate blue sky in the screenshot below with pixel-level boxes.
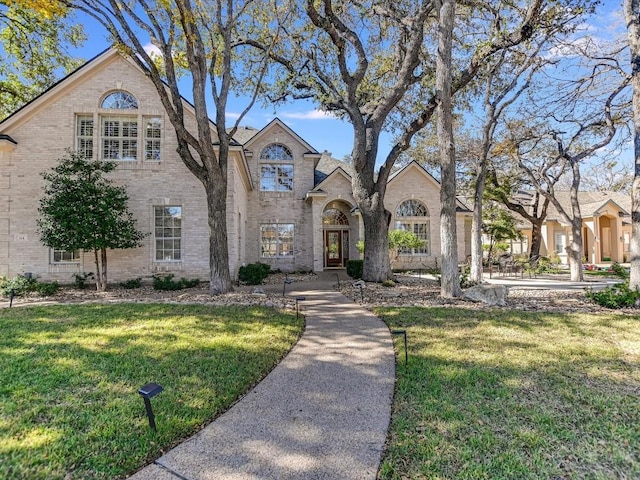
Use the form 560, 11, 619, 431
69, 1, 630, 167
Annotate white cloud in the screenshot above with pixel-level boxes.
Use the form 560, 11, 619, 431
143, 43, 162, 58
226, 112, 242, 120
280, 109, 335, 120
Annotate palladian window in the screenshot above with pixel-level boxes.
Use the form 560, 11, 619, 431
395, 199, 430, 255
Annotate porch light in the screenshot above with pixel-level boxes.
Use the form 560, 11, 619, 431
138, 382, 163, 431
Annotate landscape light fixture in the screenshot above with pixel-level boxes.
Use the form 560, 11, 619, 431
334, 273, 340, 289
391, 329, 408, 364
138, 382, 163, 431
353, 280, 365, 303
9, 289, 14, 308
282, 274, 292, 296
295, 296, 306, 320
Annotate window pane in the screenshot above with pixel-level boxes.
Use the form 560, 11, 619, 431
155, 206, 182, 261
260, 144, 293, 161
260, 165, 277, 191
101, 91, 138, 109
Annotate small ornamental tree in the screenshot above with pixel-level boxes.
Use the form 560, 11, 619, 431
38, 151, 146, 291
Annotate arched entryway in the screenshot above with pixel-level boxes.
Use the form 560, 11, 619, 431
323, 201, 352, 268
598, 214, 620, 262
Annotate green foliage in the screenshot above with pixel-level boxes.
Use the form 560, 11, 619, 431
38, 151, 147, 252
356, 240, 365, 254
73, 272, 94, 289
0, 4, 85, 119
0, 275, 37, 296
382, 279, 395, 287
238, 262, 271, 285
35, 281, 59, 296
38, 151, 147, 290
152, 274, 200, 291
120, 277, 142, 289
610, 262, 629, 280
346, 259, 364, 279
586, 281, 640, 309
535, 255, 561, 274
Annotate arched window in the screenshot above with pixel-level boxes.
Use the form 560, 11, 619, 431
259, 143, 294, 191
322, 208, 349, 225
101, 91, 138, 109
260, 143, 293, 161
395, 199, 430, 254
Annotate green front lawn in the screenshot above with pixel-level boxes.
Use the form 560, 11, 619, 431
0, 304, 303, 479
378, 307, 640, 480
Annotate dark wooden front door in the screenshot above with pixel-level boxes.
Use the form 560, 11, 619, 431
325, 230, 342, 267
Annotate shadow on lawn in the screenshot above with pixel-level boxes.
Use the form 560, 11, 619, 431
379, 306, 640, 480
0, 303, 301, 479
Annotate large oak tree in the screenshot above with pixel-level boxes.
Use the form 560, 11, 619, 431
66, 0, 284, 293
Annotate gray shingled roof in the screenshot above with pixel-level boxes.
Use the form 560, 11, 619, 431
314, 153, 354, 186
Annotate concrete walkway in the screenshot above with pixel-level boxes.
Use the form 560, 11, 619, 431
129, 280, 395, 480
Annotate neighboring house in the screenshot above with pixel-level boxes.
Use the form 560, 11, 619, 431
0, 48, 471, 283
508, 190, 631, 264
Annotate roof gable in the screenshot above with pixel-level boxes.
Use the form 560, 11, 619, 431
243, 118, 319, 153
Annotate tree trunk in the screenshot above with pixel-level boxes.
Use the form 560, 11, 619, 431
529, 219, 543, 259
360, 205, 392, 282
626, 0, 640, 290
93, 248, 107, 292
205, 178, 232, 294
436, 0, 460, 297
567, 220, 584, 282
470, 172, 485, 284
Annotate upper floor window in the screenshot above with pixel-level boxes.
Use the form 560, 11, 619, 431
76, 115, 94, 158
260, 144, 294, 191
101, 91, 138, 109
261, 144, 293, 161
102, 116, 138, 161
395, 199, 430, 255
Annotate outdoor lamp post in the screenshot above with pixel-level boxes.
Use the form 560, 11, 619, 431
138, 382, 163, 431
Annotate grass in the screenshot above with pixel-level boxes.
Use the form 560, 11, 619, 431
377, 307, 640, 480
0, 303, 303, 479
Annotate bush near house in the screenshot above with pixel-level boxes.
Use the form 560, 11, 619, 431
346, 259, 364, 279
238, 262, 272, 285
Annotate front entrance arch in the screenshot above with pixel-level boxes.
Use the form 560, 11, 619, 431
323, 203, 351, 268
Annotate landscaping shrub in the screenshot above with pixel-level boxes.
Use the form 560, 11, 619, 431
586, 281, 640, 309
238, 263, 271, 285
346, 259, 363, 279
120, 277, 142, 289
382, 279, 395, 287
35, 281, 60, 296
0, 275, 37, 297
73, 272, 95, 290
152, 274, 200, 291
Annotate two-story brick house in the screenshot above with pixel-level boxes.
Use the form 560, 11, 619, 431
0, 48, 471, 283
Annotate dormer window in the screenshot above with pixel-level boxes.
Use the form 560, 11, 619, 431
260, 143, 294, 191
101, 91, 138, 109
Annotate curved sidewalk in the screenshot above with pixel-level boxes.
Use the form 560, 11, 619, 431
129, 284, 396, 480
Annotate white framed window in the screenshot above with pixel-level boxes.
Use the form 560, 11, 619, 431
144, 117, 161, 161
260, 144, 294, 191
76, 115, 94, 158
260, 223, 294, 257
101, 91, 138, 109
155, 206, 182, 261
51, 249, 80, 264
395, 199, 430, 254
554, 231, 566, 254
101, 116, 138, 161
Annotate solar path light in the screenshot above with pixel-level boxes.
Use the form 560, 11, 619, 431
138, 382, 163, 431
282, 274, 292, 296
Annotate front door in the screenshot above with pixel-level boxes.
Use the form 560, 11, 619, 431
325, 230, 342, 267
